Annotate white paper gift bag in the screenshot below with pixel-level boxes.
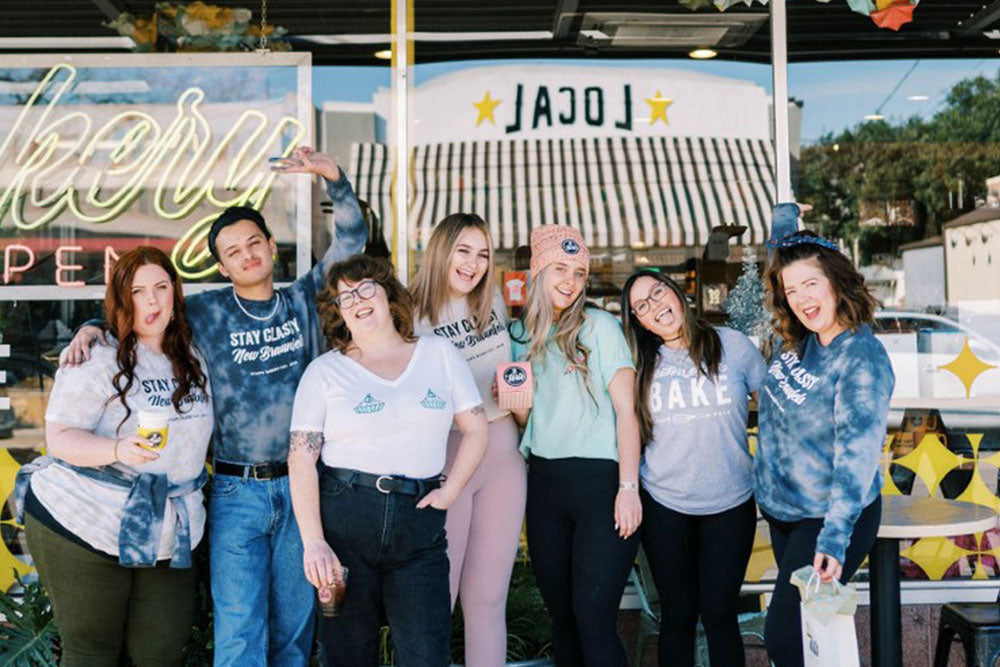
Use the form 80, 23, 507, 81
792, 565, 861, 667
801, 599, 860, 667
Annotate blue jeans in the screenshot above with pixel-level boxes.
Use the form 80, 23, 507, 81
316, 467, 451, 667
209, 474, 314, 667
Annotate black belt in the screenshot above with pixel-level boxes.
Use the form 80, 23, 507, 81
324, 466, 442, 497
214, 460, 288, 480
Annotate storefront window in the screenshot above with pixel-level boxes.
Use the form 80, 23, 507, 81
401, 57, 779, 312
310, 6, 788, 617
327, 22, 781, 313
0, 53, 312, 592
12, 0, 994, 626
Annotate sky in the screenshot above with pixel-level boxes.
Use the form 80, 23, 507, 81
312, 57, 1000, 145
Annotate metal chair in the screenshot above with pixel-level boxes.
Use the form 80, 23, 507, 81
631, 546, 662, 667
933, 600, 1000, 667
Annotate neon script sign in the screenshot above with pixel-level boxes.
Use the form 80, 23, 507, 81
0, 63, 306, 279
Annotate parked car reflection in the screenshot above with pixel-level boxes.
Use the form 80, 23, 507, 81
873, 311, 1000, 430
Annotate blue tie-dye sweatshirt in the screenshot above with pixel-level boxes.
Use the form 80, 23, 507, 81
185, 175, 365, 464
755, 325, 894, 564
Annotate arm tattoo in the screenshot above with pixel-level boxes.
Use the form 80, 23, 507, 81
470, 404, 486, 417
289, 431, 323, 458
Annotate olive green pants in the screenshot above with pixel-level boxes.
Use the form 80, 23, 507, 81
24, 513, 196, 667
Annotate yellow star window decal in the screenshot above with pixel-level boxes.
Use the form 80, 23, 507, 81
645, 91, 673, 125
472, 91, 501, 127
938, 337, 997, 398
891, 433, 968, 497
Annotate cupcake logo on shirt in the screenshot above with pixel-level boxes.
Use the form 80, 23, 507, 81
420, 389, 446, 410
353, 394, 386, 414
561, 239, 580, 255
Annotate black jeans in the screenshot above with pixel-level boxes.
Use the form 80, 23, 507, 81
525, 456, 640, 667
316, 467, 451, 667
640, 491, 757, 667
761, 497, 882, 667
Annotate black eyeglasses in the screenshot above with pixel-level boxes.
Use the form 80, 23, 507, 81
630, 283, 669, 317
334, 280, 378, 309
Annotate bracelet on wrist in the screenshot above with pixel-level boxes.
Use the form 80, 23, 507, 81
619, 481, 639, 492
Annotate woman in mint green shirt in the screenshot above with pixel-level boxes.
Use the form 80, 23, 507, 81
509, 224, 641, 667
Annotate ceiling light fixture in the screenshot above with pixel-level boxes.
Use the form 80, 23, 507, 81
374, 49, 392, 60
689, 48, 718, 59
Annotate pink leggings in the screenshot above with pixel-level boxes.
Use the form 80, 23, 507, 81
445, 416, 527, 667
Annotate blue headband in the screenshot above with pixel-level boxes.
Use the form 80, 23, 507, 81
766, 234, 839, 251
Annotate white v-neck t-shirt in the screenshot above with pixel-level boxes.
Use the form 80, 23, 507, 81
290, 335, 482, 478
413, 290, 512, 424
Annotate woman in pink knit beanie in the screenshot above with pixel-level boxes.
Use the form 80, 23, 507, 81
509, 225, 642, 667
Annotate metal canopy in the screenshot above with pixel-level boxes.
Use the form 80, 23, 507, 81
1, 0, 999, 64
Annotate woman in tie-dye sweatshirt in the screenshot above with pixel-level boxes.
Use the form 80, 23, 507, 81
755, 230, 894, 667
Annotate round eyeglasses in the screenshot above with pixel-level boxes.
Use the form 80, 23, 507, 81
334, 280, 378, 309
631, 283, 669, 317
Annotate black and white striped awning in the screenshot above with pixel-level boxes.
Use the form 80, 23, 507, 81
349, 136, 776, 251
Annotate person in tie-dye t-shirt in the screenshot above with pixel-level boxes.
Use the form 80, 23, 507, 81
755, 229, 894, 667
64, 148, 367, 667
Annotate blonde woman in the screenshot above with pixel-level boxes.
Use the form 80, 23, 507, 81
411, 213, 525, 667
510, 225, 642, 667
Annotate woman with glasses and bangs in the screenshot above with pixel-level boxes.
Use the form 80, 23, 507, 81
286, 254, 489, 667
620, 269, 765, 667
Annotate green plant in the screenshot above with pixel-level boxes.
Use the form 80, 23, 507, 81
379, 625, 396, 665
0, 571, 59, 667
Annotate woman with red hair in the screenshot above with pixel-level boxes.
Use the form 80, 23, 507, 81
16, 246, 212, 666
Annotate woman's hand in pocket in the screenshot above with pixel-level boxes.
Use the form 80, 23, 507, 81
416, 485, 458, 511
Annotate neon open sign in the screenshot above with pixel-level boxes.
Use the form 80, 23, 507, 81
0, 62, 306, 281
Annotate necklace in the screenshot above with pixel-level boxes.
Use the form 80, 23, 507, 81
662, 333, 684, 343
232, 287, 281, 322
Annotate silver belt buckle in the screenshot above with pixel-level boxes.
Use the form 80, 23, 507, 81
375, 475, 393, 494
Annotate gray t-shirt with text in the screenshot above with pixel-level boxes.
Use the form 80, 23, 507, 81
640, 327, 765, 515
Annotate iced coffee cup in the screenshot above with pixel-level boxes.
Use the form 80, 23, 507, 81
317, 566, 349, 617
496, 362, 533, 411
137, 410, 169, 451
